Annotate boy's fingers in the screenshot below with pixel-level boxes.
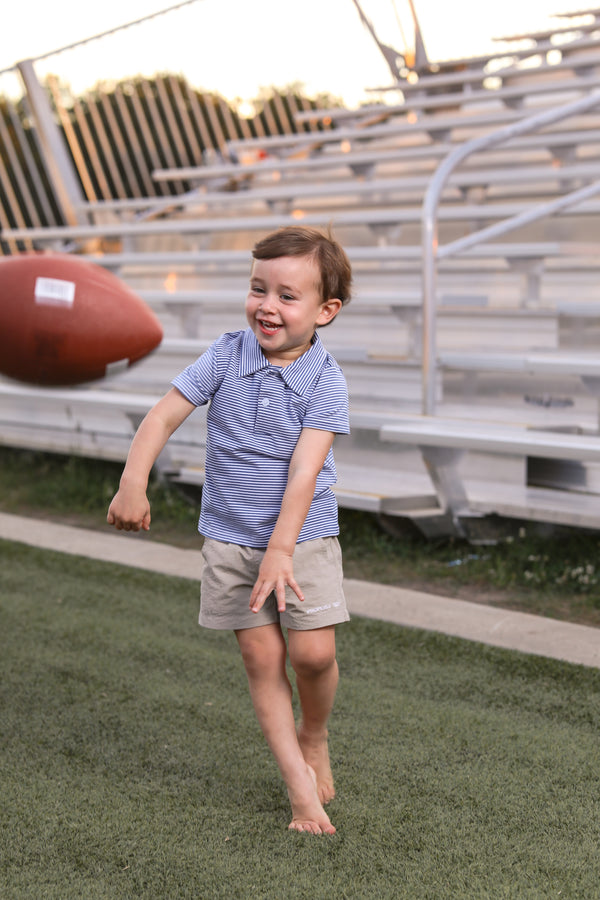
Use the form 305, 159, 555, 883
106, 506, 150, 532
276, 583, 287, 612
288, 578, 304, 603
249, 583, 267, 613
250, 576, 304, 613
250, 579, 283, 613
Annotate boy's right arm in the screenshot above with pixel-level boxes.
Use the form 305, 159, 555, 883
107, 387, 196, 532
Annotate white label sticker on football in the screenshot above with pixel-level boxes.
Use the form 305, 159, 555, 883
34, 277, 76, 307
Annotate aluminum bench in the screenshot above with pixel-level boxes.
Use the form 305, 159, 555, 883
296, 73, 600, 123
77, 161, 600, 222
378, 412, 600, 535
8, 198, 600, 248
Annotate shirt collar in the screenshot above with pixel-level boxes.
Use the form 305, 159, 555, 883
239, 328, 328, 397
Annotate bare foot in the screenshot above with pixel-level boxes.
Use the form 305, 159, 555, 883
297, 725, 335, 804
287, 764, 336, 835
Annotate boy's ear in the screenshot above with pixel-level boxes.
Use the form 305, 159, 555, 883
317, 298, 343, 325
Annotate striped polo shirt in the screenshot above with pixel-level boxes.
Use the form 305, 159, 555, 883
172, 328, 350, 548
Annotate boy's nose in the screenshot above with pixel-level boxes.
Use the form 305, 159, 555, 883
258, 292, 277, 312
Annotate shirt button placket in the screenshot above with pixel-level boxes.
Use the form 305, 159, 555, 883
255, 369, 280, 429
256, 374, 272, 428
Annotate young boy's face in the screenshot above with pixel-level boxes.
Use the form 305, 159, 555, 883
246, 254, 341, 366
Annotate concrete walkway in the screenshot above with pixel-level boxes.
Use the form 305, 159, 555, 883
2, 511, 599, 670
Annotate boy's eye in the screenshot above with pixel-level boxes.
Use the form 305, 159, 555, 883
250, 285, 265, 294
280, 293, 295, 302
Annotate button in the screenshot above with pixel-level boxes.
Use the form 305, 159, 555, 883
261, 398, 270, 407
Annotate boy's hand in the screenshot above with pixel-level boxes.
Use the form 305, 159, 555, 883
107, 485, 151, 533
249, 547, 304, 614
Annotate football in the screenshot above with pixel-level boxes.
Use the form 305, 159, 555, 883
0, 253, 163, 386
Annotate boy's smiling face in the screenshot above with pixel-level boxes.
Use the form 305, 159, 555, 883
246, 255, 342, 366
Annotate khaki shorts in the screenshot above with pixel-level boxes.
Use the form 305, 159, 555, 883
199, 536, 349, 631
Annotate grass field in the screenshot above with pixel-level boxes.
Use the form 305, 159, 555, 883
2, 540, 600, 899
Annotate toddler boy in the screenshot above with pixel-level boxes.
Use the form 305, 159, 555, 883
107, 226, 352, 834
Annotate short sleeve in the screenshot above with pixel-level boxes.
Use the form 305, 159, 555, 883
171, 332, 241, 407
302, 360, 350, 435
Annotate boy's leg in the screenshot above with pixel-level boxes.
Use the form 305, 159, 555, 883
235, 623, 335, 835
287, 625, 338, 805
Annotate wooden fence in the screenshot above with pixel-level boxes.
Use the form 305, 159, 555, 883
0, 66, 333, 253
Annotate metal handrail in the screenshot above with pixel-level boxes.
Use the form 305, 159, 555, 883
421, 90, 600, 415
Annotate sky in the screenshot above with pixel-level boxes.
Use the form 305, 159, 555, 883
0, 0, 593, 106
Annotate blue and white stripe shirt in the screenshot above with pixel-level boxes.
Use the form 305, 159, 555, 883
172, 328, 350, 547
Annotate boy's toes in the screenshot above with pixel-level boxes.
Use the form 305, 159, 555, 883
289, 818, 336, 835
289, 819, 323, 835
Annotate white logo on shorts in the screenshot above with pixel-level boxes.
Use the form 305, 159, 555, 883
306, 601, 342, 614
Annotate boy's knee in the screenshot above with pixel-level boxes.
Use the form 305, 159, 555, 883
236, 627, 287, 679
238, 642, 261, 675
289, 643, 337, 678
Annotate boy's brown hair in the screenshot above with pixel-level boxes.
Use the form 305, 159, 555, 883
252, 226, 352, 307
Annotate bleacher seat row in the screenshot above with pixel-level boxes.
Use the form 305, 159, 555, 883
2, 9, 600, 538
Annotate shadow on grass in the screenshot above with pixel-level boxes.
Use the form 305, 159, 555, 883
1, 541, 600, 899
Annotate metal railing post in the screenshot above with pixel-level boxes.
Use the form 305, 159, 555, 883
420, 89, 600, 416
17, 60, 85, 226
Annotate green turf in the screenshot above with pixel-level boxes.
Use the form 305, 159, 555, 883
1, 540, 600, 899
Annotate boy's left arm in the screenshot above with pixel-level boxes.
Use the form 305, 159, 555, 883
249, 427, 336, 615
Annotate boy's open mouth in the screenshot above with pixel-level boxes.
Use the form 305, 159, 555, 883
258, 320, 282, 334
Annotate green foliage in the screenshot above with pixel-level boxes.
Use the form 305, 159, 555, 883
1, 543, 600, 898
339, 507, 600, 621
0, 448, 198, 544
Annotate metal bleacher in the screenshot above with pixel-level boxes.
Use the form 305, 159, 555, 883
2, 6, 600, 540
